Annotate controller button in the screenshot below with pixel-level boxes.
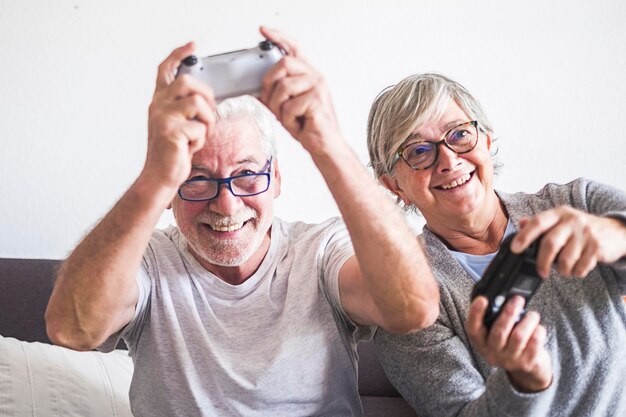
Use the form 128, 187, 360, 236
494, 295, 506, 308
259, 40, 273, 51
182, 55, 198, 66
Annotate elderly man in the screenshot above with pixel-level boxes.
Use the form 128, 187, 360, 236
45, 28, 439, 417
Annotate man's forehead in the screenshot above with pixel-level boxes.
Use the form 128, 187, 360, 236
192, 117, 267, 169
218, 114, 261, 137
193, 153, 262, 166
191, 152, 267, 171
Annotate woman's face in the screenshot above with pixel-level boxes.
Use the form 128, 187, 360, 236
383, 99, 495, 226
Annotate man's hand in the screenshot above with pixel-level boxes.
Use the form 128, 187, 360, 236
259, 26, 344, 158
511, 206, 626, 278
254, 27, 438, 332
46, 43, 219, 351
143, 42, 217, 194
466, 296, 552, 393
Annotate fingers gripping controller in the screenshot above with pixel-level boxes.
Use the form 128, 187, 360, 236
471, 233, 544, 329
177, 41, 284, 101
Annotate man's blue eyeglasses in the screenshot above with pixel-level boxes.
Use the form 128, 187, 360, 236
178, 158, 272, 202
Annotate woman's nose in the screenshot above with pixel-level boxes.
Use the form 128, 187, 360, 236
435, 145, 462, 173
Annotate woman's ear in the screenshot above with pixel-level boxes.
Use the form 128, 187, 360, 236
380, 174, 411, 206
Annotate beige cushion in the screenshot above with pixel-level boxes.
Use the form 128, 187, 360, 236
0, 335, 133, 417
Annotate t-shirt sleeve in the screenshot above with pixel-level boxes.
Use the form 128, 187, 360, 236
97, 257, 152, 353
319, 218, 376, 342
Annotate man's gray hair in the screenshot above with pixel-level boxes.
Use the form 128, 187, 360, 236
367, 73, 497, 179
217, 95, 278, 159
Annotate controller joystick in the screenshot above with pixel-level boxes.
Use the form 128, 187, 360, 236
182, 55, 198, 67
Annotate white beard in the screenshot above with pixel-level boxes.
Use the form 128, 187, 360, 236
189, 207, 267, 267
195, 235, 261, 267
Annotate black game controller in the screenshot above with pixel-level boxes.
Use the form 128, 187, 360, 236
471, 233, 543, 329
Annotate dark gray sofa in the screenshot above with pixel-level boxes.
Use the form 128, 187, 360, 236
0, 258, 417, 416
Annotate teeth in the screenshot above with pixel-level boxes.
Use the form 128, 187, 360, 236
441, 173, 471, 190
210, 222, 245, 232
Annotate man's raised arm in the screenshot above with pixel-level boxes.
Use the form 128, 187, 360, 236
259, 27, 439, 333
45, 42, 217, 350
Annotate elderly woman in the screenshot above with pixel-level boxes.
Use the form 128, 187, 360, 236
367, 73, 626, 417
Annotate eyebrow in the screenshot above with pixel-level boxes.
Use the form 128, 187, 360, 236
190, 157, 264, 174
404, 119, 466, 143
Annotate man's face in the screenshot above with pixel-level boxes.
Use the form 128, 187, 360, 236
172, 116, 281, 270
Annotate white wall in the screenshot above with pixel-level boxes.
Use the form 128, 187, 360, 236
1, 0, 625, 259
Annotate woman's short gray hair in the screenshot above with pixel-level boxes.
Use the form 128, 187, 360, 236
216, 95, 278, 159
367, 73, 496, 179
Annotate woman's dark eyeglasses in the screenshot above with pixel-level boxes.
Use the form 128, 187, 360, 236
394, 121, 479, 170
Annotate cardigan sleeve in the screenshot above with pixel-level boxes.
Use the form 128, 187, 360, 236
374, 291, 556, 417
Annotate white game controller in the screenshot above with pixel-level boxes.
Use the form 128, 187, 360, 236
177, 40, 284, 101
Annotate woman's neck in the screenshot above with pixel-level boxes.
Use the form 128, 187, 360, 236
425, 194, 509, 255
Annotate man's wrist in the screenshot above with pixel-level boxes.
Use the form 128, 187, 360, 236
306, 133, 351, 162
132, 172, 179, 211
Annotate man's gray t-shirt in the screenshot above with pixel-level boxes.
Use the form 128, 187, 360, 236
101, 217, 373, 416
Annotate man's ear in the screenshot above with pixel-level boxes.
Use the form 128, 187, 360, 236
486, 134, 492, 150
272, 158, 281, 198
380, 174, 410, 206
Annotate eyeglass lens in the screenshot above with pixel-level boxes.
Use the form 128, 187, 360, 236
401, 121, 478, 169
181, 174, 270, 200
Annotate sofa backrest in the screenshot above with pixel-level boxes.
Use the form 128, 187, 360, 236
0, 257, 416, 416
0, 258, 58, 344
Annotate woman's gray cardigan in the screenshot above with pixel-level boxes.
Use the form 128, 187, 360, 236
375, 178, 626, 417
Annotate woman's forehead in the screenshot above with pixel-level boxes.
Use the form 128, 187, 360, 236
406, 101, 469, 141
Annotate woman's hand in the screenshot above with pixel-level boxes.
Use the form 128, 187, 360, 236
466, 296, 552, 393
511, 206, 626, 278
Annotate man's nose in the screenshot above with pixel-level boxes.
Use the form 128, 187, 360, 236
209, 184, 244, 216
